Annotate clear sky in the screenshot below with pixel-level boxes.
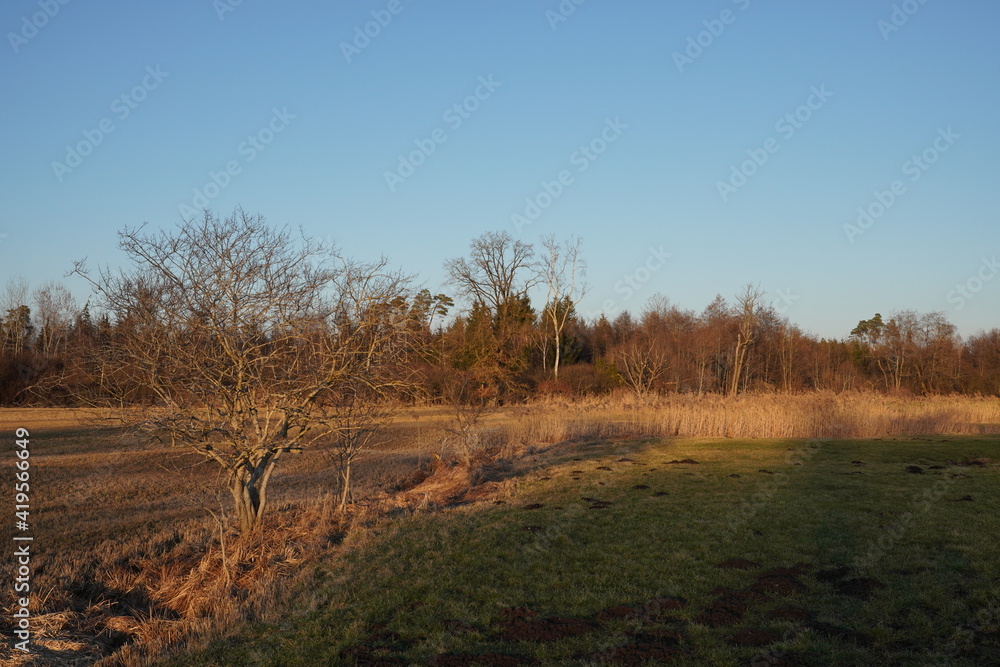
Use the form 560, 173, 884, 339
2, 0, 998, 339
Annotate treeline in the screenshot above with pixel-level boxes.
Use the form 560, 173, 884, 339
2, 230, 999, 405
415, 287, 1000, 401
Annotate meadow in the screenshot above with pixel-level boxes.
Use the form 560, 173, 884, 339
2, 392, 999, 665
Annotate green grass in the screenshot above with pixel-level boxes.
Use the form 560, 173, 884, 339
170, 435, 1000, 666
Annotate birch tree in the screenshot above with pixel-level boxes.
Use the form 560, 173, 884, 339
540, 234, 586, 380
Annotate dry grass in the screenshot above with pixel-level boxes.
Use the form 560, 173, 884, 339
1, 391, 998, 664
487, 391, 1000, 447
0, 409, 426, 666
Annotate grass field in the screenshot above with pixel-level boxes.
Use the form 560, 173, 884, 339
169, 434, 1000, 666
2, 398, 999, 665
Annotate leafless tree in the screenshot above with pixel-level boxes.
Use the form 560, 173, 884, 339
444, 231, 539, 321
614, 339, 671, 395
540, 234, 587, 380
2, 277, 32, 357
71, 209, 415, 532
2, 276, 29, 313
324, 388, 396, 512
729, 283, 764, 396
778, 322, 802, 394
32, 281, 77, 358
444, 231, 540, 398
442, 370, 494, 466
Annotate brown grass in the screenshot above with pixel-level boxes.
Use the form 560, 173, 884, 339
1, 391, 998, 664
490, 391, 1000, 446
0, 410, 423, 666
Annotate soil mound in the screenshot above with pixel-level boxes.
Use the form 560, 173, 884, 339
643, 596, 687, 616
695, 594, 747, 627
834, 577, 886, 600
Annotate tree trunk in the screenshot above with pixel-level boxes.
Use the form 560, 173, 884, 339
729, 338, 746, 396
230, 475, 262, 533
338, 462, 352, 512
228, 452, 280, 533
553, 331, 561, 380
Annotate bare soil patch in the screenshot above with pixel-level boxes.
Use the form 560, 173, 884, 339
729, 628, 782, 647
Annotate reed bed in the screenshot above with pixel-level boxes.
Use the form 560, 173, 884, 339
494, 391, 1000, 446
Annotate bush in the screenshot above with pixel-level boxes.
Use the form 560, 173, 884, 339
536, 378, 574, 397
558, 362, 620, 395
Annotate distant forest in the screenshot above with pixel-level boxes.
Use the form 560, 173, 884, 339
2, 226, 998, 405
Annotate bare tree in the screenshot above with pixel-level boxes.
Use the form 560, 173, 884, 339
729, 283, 764, 396
2, 276, 29, 314
32, 282, 77, 358
444, 231, 539, 321
540, 235, 587, 380
614, 339, 671, 395
2, 277, 32, 357
324, 389, 395, 512
71, 209, 415, 532
444, 231, 540, 398
442, 370, 494, 467
778, 322, 802, 394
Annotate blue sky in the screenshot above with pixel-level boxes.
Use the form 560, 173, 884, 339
2, 0, 998, 339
